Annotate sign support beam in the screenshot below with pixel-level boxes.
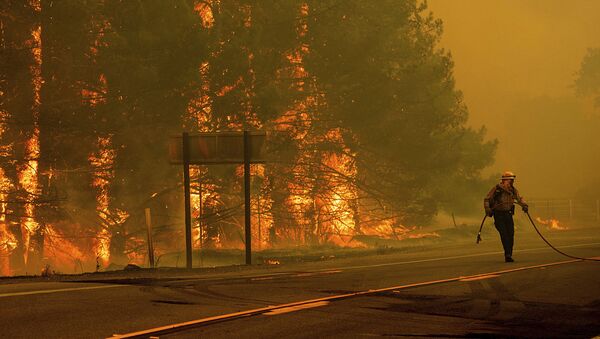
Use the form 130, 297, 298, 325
243, 131, 252, 265
145, 208, 155, 268
172, 131, 266, 268
182, 132, 193, 269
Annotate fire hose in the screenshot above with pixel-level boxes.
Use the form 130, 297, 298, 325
476, 211, 600, 262
476, 215, 486, 244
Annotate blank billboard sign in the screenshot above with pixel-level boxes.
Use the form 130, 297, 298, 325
169, 132, 266, 164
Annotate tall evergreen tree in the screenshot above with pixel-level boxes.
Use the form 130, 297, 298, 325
303, 0, 496, 224
97, 0, 207, 261
0, 0, 39, 273
575, 48, 600, 109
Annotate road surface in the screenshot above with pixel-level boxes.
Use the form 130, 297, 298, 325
1, 227, 599, 338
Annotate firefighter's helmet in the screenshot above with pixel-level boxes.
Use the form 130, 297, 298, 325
501, 171, 516, 181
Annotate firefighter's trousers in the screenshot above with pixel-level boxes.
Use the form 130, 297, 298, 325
493, 210, 514, 258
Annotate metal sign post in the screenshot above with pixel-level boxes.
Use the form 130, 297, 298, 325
144, 208, 155, 268
182, 132, 193, 269
171, 131, 266, 268
243, 131, 252, 265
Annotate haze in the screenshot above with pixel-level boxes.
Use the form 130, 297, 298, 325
428, 0, 600, 198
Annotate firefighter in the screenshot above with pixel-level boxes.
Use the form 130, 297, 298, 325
484, 171, 528, 262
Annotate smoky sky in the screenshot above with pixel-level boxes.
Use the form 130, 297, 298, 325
427, 0, 600, 198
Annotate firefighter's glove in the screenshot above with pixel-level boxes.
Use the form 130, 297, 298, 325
522, 205, 528, 213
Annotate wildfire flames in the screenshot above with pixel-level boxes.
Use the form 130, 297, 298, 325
535, 217, 569, 231
0, 169, 16, 276
89, 136, 122, 267
0, 1, 438, 276
0, 6, 43, 275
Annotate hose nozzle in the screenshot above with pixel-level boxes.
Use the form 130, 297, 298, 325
475, 215, 487, 244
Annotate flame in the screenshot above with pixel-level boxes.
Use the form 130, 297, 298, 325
0, 8, 42, 274
298, 3, 309, 37
217, 76, 243, 97
271, 5, 365, 247
194, 1, 215, 28
187, 62, 212, 131
1, 67, 11, 276
82, 16, 118, 268
17, 22, 42, 267
190, 167, 203, 250
18, 130, 40, 265
322, 136, 357, 238
43, 224, 89, 274
89, 136, 125, 267
197, 181, 223, 248
0, 2, 459, 276
29, 0, 41, 12
535, 217, 569, 231
82, 74, 108, 106
252, 186, 273, 251
125, 236, 146, 265
0, 170, 17, 276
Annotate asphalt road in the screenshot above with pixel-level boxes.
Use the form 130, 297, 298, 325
1, 227, 599, 338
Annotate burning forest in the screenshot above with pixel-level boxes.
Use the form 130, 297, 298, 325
0, 0, 496, 276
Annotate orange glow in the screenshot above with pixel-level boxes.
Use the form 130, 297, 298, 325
188, 63, 212, 131
29, 0, 41, 12
19, 129, 40, 265
82, 74, 108, 106
270, 4, 366, 247
252, 188, 273, 250
18, 22, 42, 267
194, 1, 215, 28
43, 224, 89, 274
297, 3, 309, 37
190, 167, 203, 249
1, 99, 11, 275
89, 136, 125, 267
0, 0, 504, 279
0, 170, 16, 276
536, 217, 569, 231
125, 236, 146, 265
241, 4, 252, 28
217, 76, 243, 97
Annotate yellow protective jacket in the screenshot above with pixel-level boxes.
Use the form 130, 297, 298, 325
484, 184, 527, 214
